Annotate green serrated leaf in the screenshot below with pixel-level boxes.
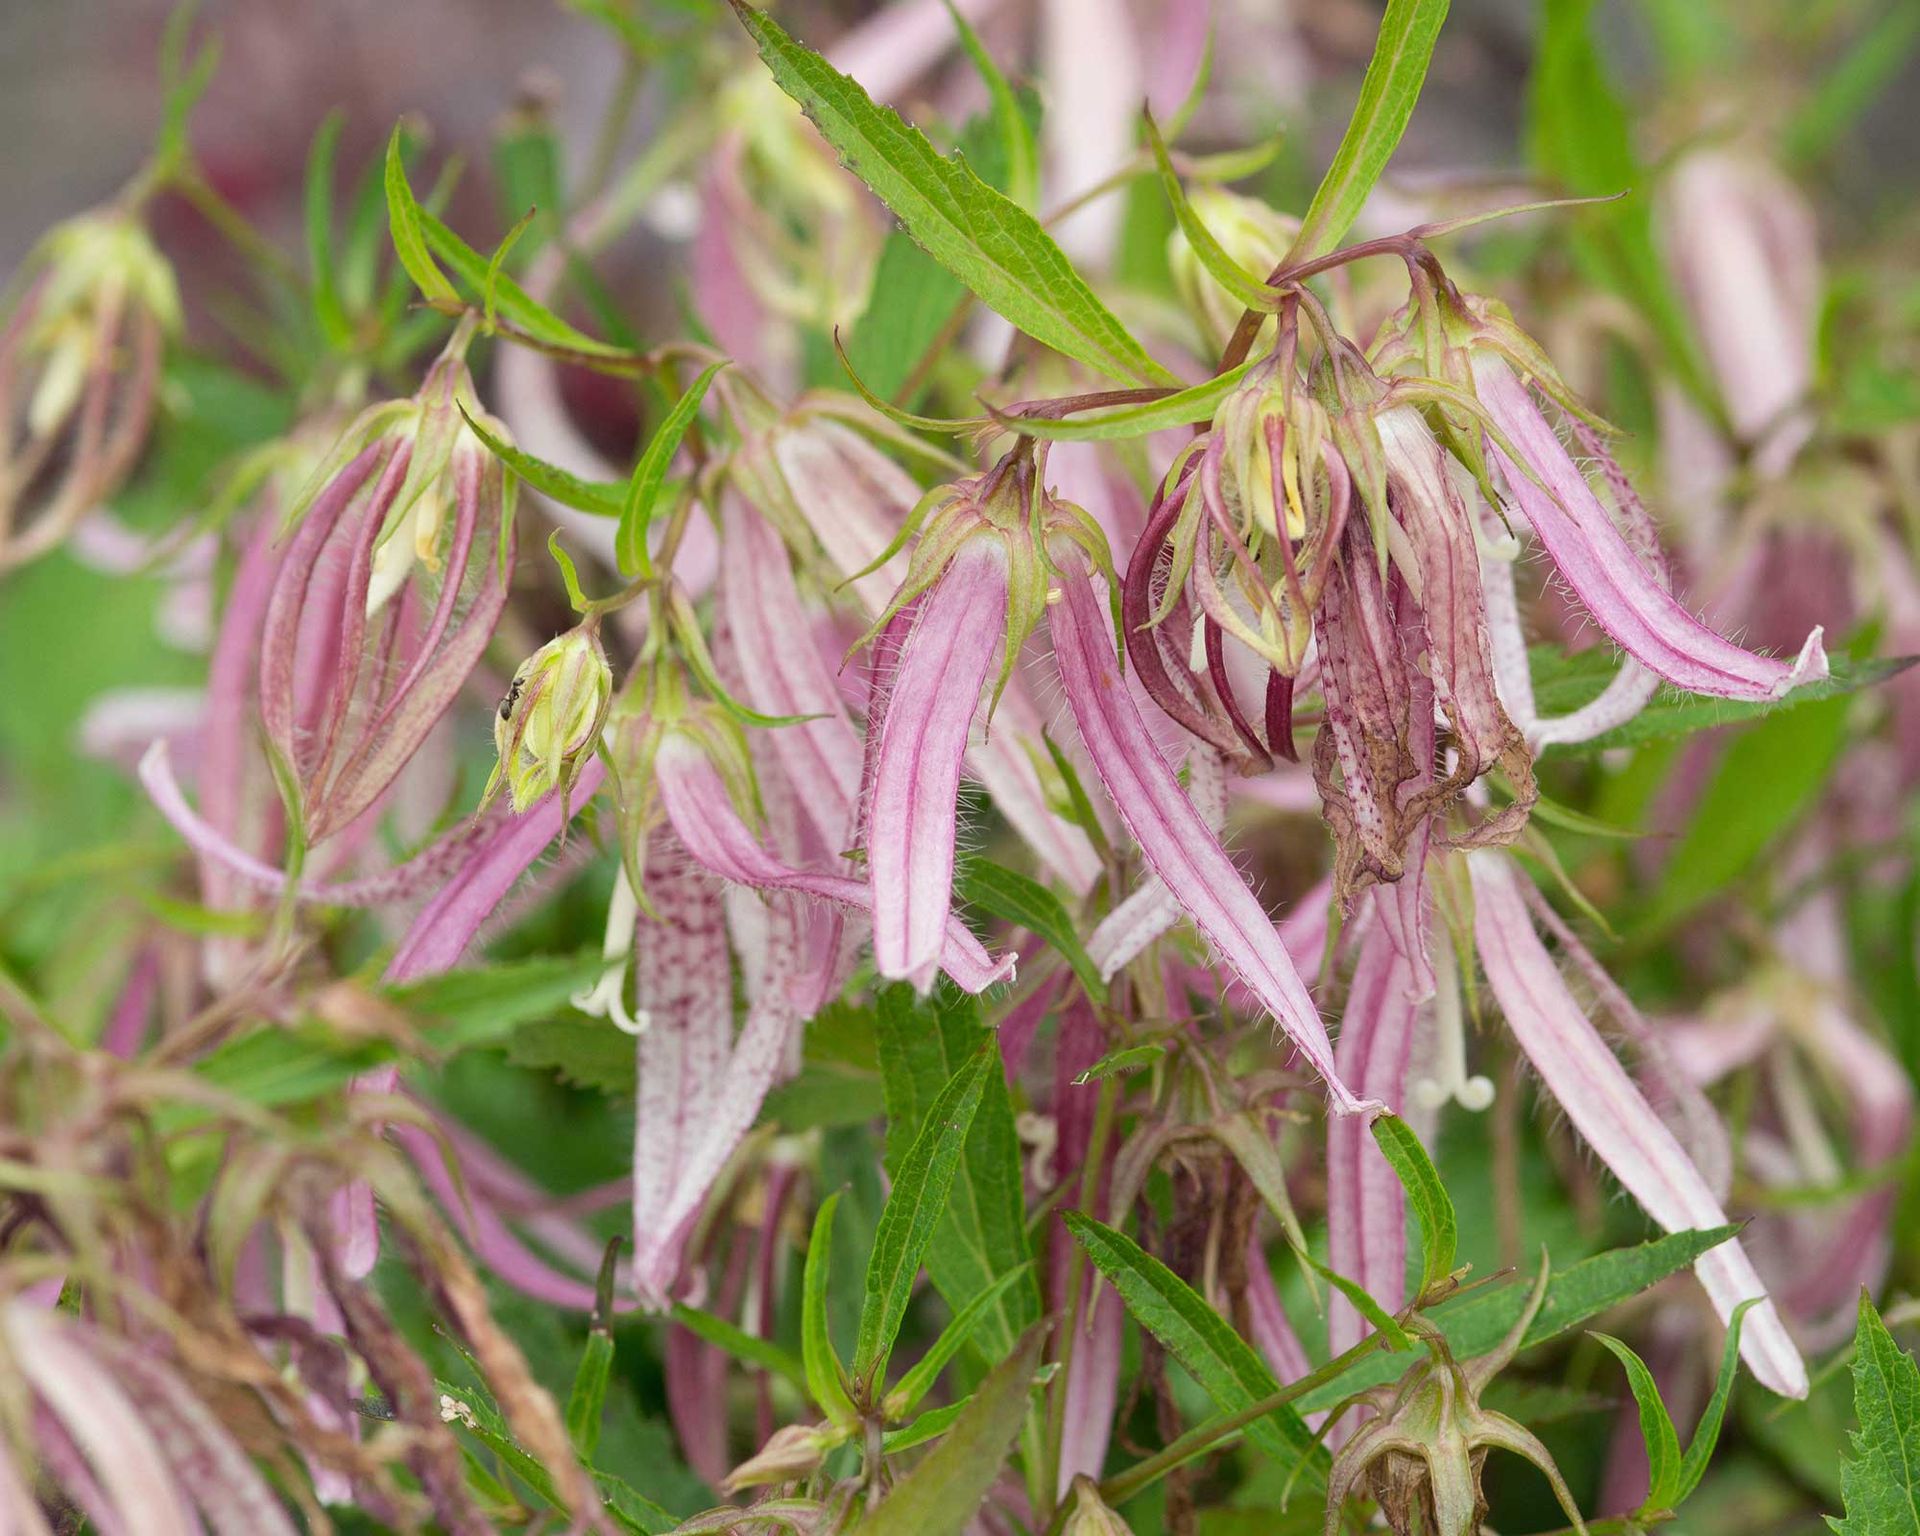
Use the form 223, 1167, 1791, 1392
616, 360, 727, 577
388, 952, 605, 1050
728, 0, 1175, 387
854, 1044, 994, 1392
506, 1015, 634, 1095
849, 1325, 1046, 1536
1065, 1212, 1326, 1487
384, 126, 460, 306
1297, 1226, 1741, 1411
1828, 1292, 1920, 1535
875, 987, 1040, 1360
1593, 1331, 1682, 1511
1530, 649, 1911, 755
954, 858, 1103, 1000
1286, 0, 1450, 265
1370, 1114, 1457, 1298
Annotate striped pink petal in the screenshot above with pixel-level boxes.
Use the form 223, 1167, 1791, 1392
1047, 549, 1377, 1116
1475, 355, 1826, 701
866, 540, 1010, 992
1469, 852, 1808, 1398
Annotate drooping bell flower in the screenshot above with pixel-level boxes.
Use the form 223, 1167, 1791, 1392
1468, 850, 1808, 1398
1451, 306, 1827, 703
578, 698, 1007, 1304
858, 445, 1103, 992
0, 210, 177, 572
258, 330, 516, 844
719, 379, 927, 614
1305, 382, 1536, 900
1046, 537, 1378, 1116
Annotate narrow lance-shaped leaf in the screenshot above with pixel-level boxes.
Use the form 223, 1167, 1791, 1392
1371, 1113, 1457, 1299
384, 125, 460, 305
955, 857, 1105, 1001
1297, 1226, 1743, 1411
1064, 1211, 1327, 1487
616, 359, 728, 577
727, 0, 1177, 387
1674, 1297, 1759, 1505
941, 0, 1037, 210
670, 1304, 808, 1393
884, 1263, 1037, 1418
1591, 1331, 1683, 1512
803, 1192, 860, 1430
854, 1044, 994, 1393
985, 359, 1262, 443
1286, 0, 1451, 265
419, 208, 641, 363
306, 110, 351, 344
564, 1238, 623, 1460
460, 405, 630, 517
874, 987, 1040, 1358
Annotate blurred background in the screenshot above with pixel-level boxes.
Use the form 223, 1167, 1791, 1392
7, 1, 1913, 271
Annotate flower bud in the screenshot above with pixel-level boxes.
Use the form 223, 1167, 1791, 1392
1168, 186, 1298, 353
490, 626, 613, 814
1, 211, 179, 570
721, 1422, 833, 1493
1062, 1476, 1135, 1536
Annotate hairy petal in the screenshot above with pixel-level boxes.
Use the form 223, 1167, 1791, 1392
629, 844, 734, 1309
387, 760, 607, 983
720, 496, 864, 853
1087, 746, 1226, 978
1469, 852, 1808, 1397
1326, 920, 1420, 1354
1047, 549, 1377, 1115
656, 735, 1013, 992
1474, 356, 1825, 701
867, 541, 1010, 991
634, 887, 838, 1309
1480, 545, 1661, 751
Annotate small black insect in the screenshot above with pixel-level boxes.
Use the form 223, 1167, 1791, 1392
498, 676, 524, 720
